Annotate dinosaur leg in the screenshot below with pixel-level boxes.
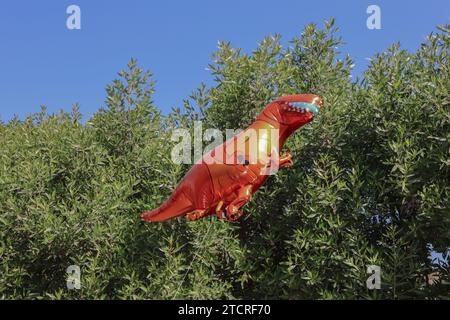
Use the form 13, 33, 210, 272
217, 185, 253, 221
215, 201, 228, 220
185, 209, 210, 221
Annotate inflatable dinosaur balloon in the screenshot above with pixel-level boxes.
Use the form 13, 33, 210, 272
141, 94, 323, 222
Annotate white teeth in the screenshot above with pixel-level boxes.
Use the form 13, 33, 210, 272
283, 103, 308, 113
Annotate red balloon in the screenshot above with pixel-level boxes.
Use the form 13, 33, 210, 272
141, 94, 323, 222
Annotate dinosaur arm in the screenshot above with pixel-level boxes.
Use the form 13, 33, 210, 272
265, 149, 293, 170
278, 151, 293, 168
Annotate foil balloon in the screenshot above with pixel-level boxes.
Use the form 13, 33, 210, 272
141, 94, 323, 222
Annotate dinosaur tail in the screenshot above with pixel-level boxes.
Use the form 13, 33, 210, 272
141, 188, 193, 222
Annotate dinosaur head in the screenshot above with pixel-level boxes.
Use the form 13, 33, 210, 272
257, 94, 323, 129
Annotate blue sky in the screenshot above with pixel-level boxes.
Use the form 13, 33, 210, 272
0, 0, 449, 121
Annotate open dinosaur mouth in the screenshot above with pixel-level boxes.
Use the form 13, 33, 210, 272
281, 101, 320, 115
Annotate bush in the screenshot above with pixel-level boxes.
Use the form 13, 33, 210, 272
0, 20, 448, 299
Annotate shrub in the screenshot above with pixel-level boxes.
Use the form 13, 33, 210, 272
0, 20, 448, 299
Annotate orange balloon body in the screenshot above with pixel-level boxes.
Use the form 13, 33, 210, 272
142, 94, 323, 222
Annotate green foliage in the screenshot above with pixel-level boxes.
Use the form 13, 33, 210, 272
0, 20, 448, 299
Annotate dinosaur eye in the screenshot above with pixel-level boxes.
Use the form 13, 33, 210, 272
237, 155, 249, 166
